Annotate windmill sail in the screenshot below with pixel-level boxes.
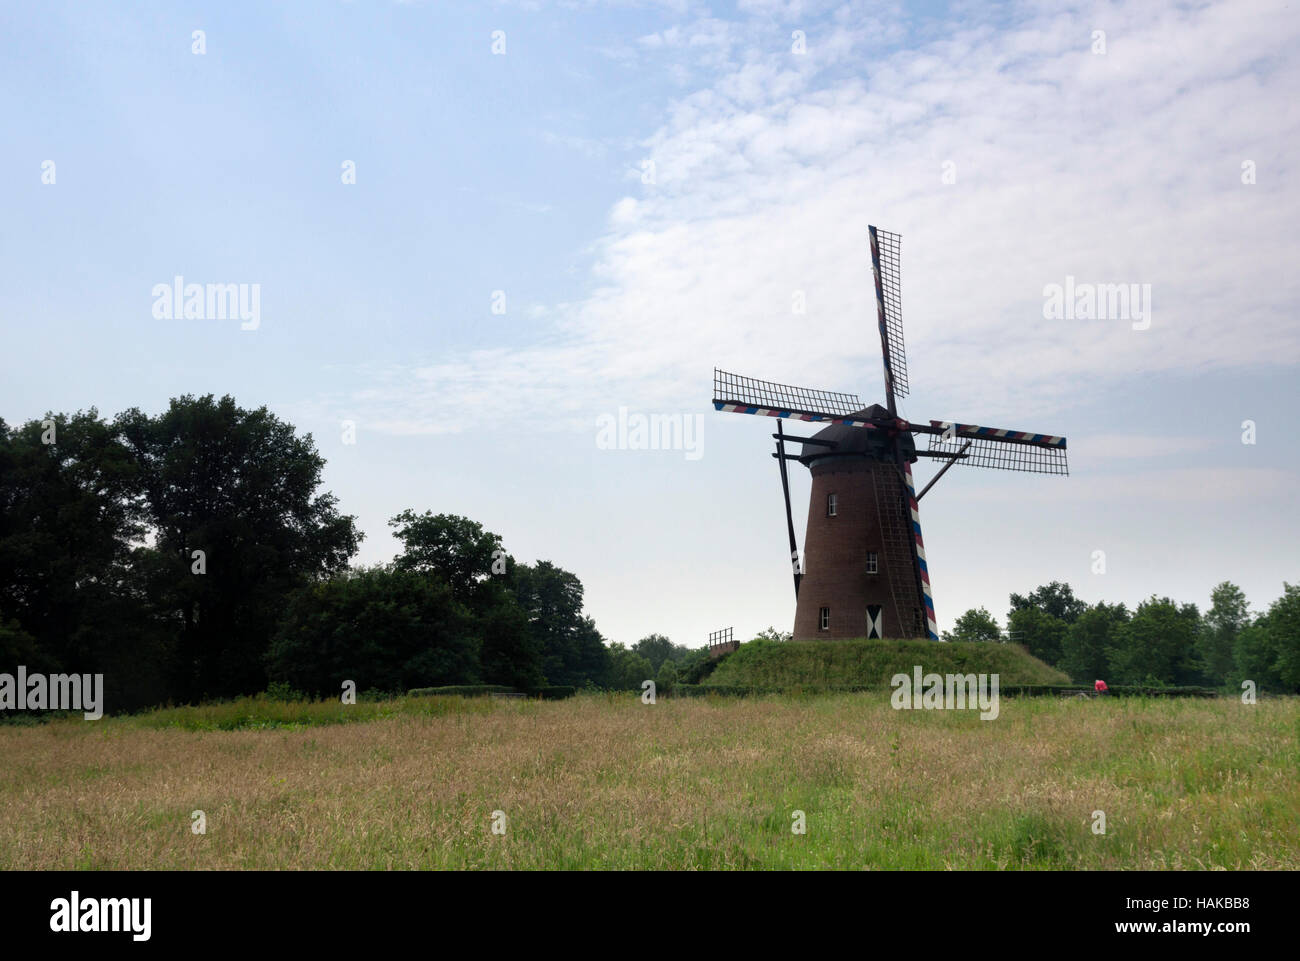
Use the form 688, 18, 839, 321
869, 226, 908, 403
713, 369, 868, 422
926, 420, 1069, 474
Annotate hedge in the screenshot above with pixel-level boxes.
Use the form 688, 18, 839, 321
406, 684, 577, 700
676, 683, 1220, 698
407, 685, 516, 698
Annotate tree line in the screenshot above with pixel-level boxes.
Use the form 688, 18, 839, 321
941, 580, 1299, 692
0, 395, 701, 711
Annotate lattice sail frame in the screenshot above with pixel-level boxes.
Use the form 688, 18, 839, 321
927, 421, 1069, 475
713, 369, 866, 421
869, 226, 908, 400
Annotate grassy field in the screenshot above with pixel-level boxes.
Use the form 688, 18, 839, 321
705, 638, 1071, 688
1, 692, 1295, 869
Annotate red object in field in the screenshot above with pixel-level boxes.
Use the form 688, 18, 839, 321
1094, 680, 1109, 692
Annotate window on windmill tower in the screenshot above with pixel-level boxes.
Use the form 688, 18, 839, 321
827, 493, 838, 516
866, 552, 878, 574
819, 607, 830, 631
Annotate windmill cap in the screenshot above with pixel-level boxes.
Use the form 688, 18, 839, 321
797, 404, 917, 465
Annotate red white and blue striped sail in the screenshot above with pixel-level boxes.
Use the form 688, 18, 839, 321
929, 420, 1066, 448
713, 401, 880, 430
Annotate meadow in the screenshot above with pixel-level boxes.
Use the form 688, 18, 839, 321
1, 692, 1295, 870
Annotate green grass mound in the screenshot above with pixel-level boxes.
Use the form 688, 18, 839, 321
703, 638, 1070, 689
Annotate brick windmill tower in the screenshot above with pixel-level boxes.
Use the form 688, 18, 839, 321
712, 226, 1069, 641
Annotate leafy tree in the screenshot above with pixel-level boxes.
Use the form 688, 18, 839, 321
1009, 581, 1088, 625
1233, 624, 1282, 692
941, 607, 1002, 643
655, 658, 679, 695
0, 411, 141, 659
1233, 583, 1300, 693
1006, 607, 1068, 665
1270, 583, 1300, 692
0, 612, 51, 672
569, 615, 611, 688
0, 411, 175, 709
753, 626, 792, 642
266, 567, 477, 697
1059, 602, 1128, 684
390, 511, 502, 602
389, 514, 607, 688
117, 395, 360, 700
1108, 596, 1201, 686
605, 644, 653, 691
511, 560, 604, 686
631, 633, 691, 672
475, 586, 545, 690
1199, 582, 1249, 684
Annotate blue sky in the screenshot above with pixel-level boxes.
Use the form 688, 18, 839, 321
3, 0, 1298, 648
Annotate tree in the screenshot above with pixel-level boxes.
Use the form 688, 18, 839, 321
1270, 583, 1300, 693
1199, 582, 1249, 684
1059, 602, 1128, 684
570, 616, 611, 688
1108, 596, 1201, 686
1233, 582, 1300, 693
0, 411, 175, 709
1006, 607, 1068, 665
266, 567, 477, 697
511, 560, 599, 686
753, 626, 792, 642
475, 585, 545, 690
390, 511, 502, 602
1009, 581, 1088, 625
942, 607, 1002, 643
0, 613, 50, 673
118, 395, 361, 700
1233, 624, 1282, 692
631, 633, 690, 673
656, 658, 679, 695
389, 515, 608, 689
605, 644, 653, 691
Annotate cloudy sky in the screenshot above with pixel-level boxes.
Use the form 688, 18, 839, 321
4, 0, 1298, 646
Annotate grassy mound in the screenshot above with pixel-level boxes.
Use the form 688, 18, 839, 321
704, 638, 1069, 689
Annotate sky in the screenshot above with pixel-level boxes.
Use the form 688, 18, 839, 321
3, 0, 1298, 648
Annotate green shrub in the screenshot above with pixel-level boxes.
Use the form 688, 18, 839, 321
263, 681, 306, 702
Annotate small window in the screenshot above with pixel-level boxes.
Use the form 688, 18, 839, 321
827, 493, 838, 517
866, 552, 878, 574
819, 607, 830, 631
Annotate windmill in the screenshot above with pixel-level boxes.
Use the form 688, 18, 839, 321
712, 226, 1068, 641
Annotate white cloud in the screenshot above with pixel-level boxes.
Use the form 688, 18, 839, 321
334, 0, 1300, 436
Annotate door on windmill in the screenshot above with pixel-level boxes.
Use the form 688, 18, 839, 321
866, 605, 884, 639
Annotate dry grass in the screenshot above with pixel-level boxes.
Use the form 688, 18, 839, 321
1, 693, 1295, 869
